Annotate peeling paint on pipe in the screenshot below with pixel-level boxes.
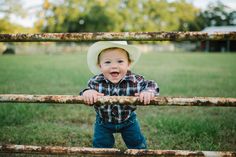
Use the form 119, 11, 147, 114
0, 94, 235, 107
0, 32, 236, 42
0, 144, 235, 156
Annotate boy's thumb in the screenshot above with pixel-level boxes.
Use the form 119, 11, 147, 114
97, 93, 104, 96
134, 93, 139, 96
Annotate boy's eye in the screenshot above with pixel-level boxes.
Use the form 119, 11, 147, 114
104, 61, 111, 64
118, 60, 124, 63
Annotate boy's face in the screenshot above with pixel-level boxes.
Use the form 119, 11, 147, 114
98, 48, 130, 84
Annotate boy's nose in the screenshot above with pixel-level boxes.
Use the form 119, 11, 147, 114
111, 63, 118, 68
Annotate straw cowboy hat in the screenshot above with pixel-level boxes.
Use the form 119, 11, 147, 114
87, 41, 141, 75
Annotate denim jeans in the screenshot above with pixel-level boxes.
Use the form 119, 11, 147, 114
93, 112, 147, 149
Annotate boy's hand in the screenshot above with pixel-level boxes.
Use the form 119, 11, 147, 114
82, 90, 104, 105
135, 91, 155, 105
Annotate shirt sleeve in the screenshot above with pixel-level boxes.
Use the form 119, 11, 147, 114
138, 76, 160, 96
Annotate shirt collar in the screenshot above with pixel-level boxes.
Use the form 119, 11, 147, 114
122, 70, 136, 82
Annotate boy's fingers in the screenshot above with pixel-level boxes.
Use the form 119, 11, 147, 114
85, 97, 89, 104
139, 93, 144, 102
144, 95, 147, 105
94, 95, 98, 103
91, 96, 95, 104
89, 96, 94, 105
146, 94, 151, 105
143, 93, 151, 105
88, 97, 93, 104
83, 96, 88, 103
151, 93, 155, 100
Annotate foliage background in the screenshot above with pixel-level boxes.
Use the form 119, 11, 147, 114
0, 0, 236, 33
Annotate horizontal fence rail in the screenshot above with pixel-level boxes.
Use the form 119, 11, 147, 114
1, 144, 236, 157
0, 145, 236, 157
0, 32, 236, 42
0, 94, 236, 107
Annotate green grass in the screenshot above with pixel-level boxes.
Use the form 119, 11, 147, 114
0, 52, 236, 151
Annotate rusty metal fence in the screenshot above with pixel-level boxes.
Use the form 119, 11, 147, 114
0, 32, 236, 157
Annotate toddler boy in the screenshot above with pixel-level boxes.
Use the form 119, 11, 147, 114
80, 41, 159, 149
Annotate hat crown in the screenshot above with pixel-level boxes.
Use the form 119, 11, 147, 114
109, 41, 128, 45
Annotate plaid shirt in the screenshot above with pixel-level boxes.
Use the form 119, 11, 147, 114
81, 71, 159, 124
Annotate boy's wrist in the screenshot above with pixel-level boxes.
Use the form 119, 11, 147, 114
143, 89, 158, 95
144, 89, 155, 93
80, 88, 91, 95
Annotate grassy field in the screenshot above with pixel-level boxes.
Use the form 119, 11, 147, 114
0, 52, 235, 151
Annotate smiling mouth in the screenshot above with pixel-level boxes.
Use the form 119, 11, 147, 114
110, 72, 119, 77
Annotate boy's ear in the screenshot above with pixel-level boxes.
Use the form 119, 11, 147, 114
98, 64, 102, 69
128, 62, 131, 69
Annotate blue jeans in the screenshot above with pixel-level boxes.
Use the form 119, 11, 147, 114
93, 113, 147, 149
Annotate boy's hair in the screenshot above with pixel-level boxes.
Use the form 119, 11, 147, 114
97, 47, 132, 65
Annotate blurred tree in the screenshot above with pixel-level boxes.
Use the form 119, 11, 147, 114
189, 1, 236, 31
171, 0, 199, 31
0, 0, 30, 33
35, 0, 199, 32
36, 0, 117, 32
229, 11, 236, 25
202, 1, 234, 26
0, 19, 27, 33
0, 0, 33, 55
0, 0, 25, 17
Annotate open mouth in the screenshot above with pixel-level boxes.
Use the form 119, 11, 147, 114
110, 72, 119, 77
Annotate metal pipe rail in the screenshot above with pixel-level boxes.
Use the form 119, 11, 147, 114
0, 94, 236, 107
0, 32, 236, 42
0, 144, 235, 157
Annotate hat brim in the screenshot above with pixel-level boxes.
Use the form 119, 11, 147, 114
87, 41, 141, 75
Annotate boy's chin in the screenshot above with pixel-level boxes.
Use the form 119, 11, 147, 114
110, 80, 120, 84
108, 78, 122, 84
